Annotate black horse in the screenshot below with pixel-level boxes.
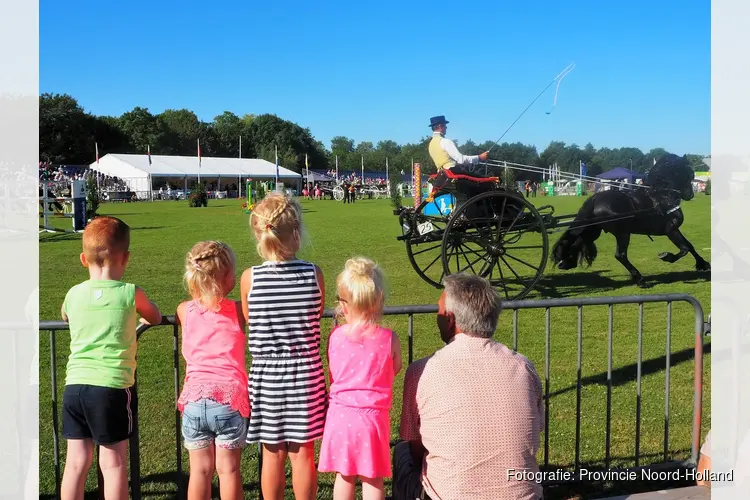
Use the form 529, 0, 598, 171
550, 154, 710, 287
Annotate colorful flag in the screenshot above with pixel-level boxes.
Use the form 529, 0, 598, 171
147, 144, 152, 165
580, 161, 586, 178
95, 142, 99, 164
653, 157, 657, 166
197, 139, 201, 168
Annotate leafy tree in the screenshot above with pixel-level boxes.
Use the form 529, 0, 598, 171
330, 136, 355, 155
39, 93, 94, 164
157, 109, 205, 155
212, 111, 246, 157
117, 107, 165, 154
38, 93, 708, 180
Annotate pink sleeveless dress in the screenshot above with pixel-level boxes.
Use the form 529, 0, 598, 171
177, 298, 250, 417
318, 324, 395, 478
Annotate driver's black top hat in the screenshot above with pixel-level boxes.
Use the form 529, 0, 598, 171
429, 115, 449, 128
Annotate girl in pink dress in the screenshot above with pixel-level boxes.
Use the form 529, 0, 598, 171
318, 257, 402, 500
176, 241, 249, 500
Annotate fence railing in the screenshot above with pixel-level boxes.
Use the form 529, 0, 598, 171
39, 293, 710, 499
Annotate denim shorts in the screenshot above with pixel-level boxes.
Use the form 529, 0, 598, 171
182, 398, 248, 450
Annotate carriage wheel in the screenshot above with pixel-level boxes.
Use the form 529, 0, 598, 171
441, 191, 548, 300
404, 207, 451, 288
371, 187, 381, 200
333, 186, 345, 201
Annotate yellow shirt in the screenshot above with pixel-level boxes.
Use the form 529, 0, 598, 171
428, 132, 480, 170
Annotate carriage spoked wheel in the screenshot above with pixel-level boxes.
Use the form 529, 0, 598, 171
370, 187, 381, 200
333, 186, 345, 201
403, 209, 452, 288
441, 191, 548, 301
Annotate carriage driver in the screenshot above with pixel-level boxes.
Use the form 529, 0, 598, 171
428, 115, 490, 176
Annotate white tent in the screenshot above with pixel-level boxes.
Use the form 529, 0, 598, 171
89, 153, 302, 193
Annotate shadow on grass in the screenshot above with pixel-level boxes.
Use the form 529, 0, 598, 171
39, 232, 80, 244
548, 343, 711, 400
535, 270, 711, 299
38, 226, 165, 243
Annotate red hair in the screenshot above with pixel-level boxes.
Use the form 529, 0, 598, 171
82, 216, 130, 266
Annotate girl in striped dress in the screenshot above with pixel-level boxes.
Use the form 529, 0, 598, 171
240, 193, 327, 500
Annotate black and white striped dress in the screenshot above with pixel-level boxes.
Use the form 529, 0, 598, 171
245, 260, 328, 444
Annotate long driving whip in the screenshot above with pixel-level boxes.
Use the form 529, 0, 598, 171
485, 62, 575, 155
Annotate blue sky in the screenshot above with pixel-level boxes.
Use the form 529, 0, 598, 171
40, 0, 709, 156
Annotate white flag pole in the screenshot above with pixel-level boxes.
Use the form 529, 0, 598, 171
386, 157, 389, 192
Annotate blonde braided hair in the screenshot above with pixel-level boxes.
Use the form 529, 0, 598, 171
184, 240, 236, 311
250, 193, 303, 261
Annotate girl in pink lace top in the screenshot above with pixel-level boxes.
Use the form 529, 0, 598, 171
176, 241, 249, 500
318, 257, 402, 500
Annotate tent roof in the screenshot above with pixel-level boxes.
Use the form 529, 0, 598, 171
596, 167, 644, 180
304, 171, 335, 182
90, 153, 302, 179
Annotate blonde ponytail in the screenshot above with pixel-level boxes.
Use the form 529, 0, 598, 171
336, 256, 386, 324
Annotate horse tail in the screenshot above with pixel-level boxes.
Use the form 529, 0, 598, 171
551, 196, 599, 268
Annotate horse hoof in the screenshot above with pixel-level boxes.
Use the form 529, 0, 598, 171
697, 261, 711, 271
637, 280, 652, 289
658, 252, 674, 263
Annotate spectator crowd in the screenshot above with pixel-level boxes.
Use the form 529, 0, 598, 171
39, 162, 128, 194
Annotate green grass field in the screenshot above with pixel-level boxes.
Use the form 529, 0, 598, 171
38, 194, 711, 499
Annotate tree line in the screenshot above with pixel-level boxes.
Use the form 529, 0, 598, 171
40, 93, 709, 178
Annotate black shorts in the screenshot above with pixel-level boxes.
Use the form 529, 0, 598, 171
62, 384, 137, 445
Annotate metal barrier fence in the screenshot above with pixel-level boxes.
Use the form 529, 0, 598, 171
39, 293, 709, 499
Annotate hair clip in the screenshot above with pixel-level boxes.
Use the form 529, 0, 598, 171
193, 260, 201, 269
265, 223, 274, 230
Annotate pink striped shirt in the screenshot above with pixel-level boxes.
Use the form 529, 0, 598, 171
177, 298, 250, 417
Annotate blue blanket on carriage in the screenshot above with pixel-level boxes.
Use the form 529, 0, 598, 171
423, 193, 456, 216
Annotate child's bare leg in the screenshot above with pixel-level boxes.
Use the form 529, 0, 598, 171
215, 447, 243, 500
61, 439, 94, 500
187, 445, 215, 500
333, 473, 356, 500
361, 476, 385, 500
287, 441, 317, 500
98, 440, 130, 500
261, 443, 288, 500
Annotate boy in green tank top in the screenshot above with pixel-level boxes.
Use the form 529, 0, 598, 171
60, 216, 162, 500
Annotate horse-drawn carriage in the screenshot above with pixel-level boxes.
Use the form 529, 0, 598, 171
395, 155, 710, 300
332, 182, 388, 201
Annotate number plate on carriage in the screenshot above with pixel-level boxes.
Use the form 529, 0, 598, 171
417, 221, 435, 235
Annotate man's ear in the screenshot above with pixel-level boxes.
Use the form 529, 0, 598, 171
447, 311, 456, 332
80, 252, 88, 268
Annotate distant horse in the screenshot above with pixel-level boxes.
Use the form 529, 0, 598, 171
550, 154, 710, 287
